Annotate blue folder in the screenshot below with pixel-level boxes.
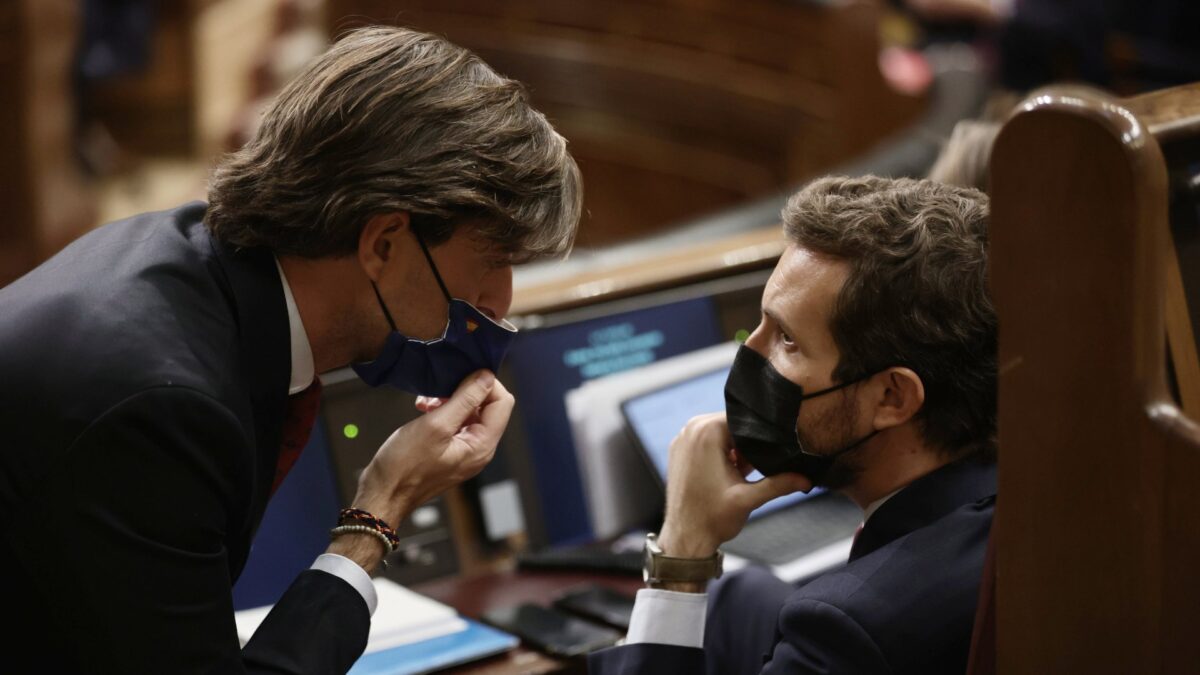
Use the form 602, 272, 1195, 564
347, 619, 519, 675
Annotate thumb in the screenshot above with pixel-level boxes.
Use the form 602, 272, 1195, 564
427, 370, 495, 430
739, 472, 813, 510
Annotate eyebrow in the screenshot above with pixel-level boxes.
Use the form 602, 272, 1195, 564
763, 307, 801, 343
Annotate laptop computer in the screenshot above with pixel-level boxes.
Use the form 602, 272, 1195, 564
620, 365, 862, 583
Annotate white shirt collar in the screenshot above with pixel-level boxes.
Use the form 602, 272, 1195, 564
863, 487, 903, 524
274, 257, 315, 395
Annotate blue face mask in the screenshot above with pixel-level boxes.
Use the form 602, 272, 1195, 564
352, 231, 518, 398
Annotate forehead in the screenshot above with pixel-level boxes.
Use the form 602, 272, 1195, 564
764, 245, 850, 333
440, 222, 510, 260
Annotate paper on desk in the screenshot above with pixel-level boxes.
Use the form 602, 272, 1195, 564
235, 578, 467, 653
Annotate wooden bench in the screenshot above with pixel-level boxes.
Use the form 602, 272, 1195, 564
973, 82, 1200, 673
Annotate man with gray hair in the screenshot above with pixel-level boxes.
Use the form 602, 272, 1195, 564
0, 26, 580, 673
592, 176, 997, 674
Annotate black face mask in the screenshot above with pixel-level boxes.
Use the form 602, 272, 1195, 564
724, 345, 877, 483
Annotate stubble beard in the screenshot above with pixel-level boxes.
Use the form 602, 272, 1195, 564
797, 390, 868, 490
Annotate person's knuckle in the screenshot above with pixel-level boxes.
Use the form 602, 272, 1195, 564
452, 400, 477, 420
667, 434, 684, 456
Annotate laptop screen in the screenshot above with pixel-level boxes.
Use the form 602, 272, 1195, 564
621, 365, 819, 519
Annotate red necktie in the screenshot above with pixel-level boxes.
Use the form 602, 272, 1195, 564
271, 378, 323, 496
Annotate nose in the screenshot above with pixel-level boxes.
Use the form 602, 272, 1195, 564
743, 320, 768, 354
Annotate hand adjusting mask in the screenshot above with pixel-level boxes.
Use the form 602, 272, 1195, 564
352, 230, 517, 398
724, 345, 877, 483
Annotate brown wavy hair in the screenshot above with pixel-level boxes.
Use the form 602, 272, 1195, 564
783, 175, 997, 460
206, 26, 581, 262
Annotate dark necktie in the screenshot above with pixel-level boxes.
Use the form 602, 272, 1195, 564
271, 378, 323, 496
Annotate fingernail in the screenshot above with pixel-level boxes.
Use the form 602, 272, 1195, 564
478, 371, 495, 387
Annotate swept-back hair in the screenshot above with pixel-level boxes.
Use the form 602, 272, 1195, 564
784, 175, 997, 460
206, 26, 581, 261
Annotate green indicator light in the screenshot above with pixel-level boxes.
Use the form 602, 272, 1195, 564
343, 424, 360, 439
734, 329, 750, 343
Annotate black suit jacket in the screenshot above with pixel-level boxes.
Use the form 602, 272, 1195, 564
590, 459, 996, 675
0, 203, 369, 673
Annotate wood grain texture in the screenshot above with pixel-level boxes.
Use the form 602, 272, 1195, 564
510, 224, 785, 316
1125, 84, 1200, 146
988, 83, 1200, 673
1164, 237, 1200, 418
1, 0, 96, 286
326, 0, 922, 248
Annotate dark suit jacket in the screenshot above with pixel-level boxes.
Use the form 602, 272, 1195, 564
590, 459, 996, 675
0, 203, 369, 673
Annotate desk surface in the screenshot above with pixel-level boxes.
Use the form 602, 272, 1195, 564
412, 568, 646, 674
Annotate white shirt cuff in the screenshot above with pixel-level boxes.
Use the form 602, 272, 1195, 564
624, 588, 707, 648
310, 553, 378, 616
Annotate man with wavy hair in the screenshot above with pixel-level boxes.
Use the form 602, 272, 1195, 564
593, 176, 996, 675
0, 26, 580, 673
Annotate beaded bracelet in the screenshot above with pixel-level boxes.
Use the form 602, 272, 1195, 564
330, 524, 394, 568
338, 508, 401, 549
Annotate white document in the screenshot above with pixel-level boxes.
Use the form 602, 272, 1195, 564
235, 578, 467, 654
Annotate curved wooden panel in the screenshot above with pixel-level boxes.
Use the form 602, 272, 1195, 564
510, 224, 785, 316
990, 85, 1200, 672
1149, 401, 1200, 673
1126, 85, 1200, 145
327, 0, 923, 246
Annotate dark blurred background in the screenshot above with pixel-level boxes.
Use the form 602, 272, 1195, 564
2, 0, 1197, 288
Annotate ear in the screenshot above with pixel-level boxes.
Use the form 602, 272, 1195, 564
868, 367, 925, 431
357, 212, 410, 282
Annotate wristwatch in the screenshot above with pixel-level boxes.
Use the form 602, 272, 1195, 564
642, 532, 724, 585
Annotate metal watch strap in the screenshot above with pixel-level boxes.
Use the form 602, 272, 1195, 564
644, 532, 723, 584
